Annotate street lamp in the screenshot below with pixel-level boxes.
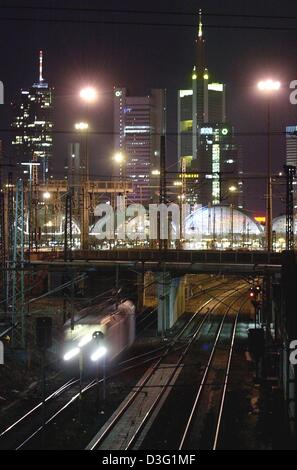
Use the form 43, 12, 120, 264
113, 151, 125, 165
257, 78, 281, 252
74, 121, 89, 131
43, 191, 51, 200
113, 151, 126, 193
74, 121, 90, 250
79, 86, 98, 103
257, 80, 280, 92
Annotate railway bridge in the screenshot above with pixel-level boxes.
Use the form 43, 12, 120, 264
31, 249, 283, 332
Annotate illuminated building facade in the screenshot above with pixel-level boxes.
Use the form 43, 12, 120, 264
286, 126, 297, 207
193, 124, 242, 207
113, 88, 166, 203
177, 12, 241, 207
12, 51, 53, 182
286, 126, 297, 167
178, 12, 226, 170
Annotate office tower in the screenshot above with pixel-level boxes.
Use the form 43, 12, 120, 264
12, 51, 53, 182
286, 126, 297, 167
194, 124, 243, 207
286, 126, 297, 207
177, 12, 241, 207
178, 12, 226, 169
113, 88, 166, 203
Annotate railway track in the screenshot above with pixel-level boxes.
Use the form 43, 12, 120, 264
136, 287, 249, 451
178, 296, 248, 450
86, 281, 247, 450
0, 276, 244, 450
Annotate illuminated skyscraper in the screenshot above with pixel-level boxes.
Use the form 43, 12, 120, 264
177, 12, 241, 207
286, 126, 297, 167
286, 126, 297, 207
12, 51, 53, 182
178, 12, 226, 169
114, 88, 166, 203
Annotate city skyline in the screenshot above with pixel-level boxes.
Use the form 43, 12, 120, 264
1, 2, 297, 455
0, 0, 297, 215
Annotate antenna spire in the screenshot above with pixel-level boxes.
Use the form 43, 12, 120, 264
198, 9, 203, 38
196, 9, 205, 72
39, 50, 44, 82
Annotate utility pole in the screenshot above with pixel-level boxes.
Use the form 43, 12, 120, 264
0, 164, 6, 305
12, 180, 25, 348
64, 190, 73, 262
266, 100, 273, 252
6, 172, 14, 320
159, 135, 167, 250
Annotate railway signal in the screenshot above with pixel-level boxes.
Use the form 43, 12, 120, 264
249, 285, 262, 299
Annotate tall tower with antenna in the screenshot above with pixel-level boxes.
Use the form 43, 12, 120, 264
12, 50, 53, 182
177, 11, 242, 208
178, 11, 226, 169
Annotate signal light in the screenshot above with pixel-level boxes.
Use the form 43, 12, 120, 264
249, 285, 262, 299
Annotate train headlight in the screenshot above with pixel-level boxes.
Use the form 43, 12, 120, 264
63, 347, 80, 361
90, 346, 107, 362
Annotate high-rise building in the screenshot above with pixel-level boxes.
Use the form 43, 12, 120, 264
286, 126, 297, 207
113, 88, 166, 203
194, 124, 243, 206
178, 12, 226, 169
12, 51, 53, 182
286, 126, 297, 167
177, 12, 241, 207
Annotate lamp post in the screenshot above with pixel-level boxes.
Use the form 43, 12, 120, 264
257, 79, 281, 252
79, 86, 98, 103
113, 152, 126, 247
113, 151, 126, 186
77, 85, 98, 179
74, 121, 89, 250
228, 185, 238, 250
42, 191, 51, 247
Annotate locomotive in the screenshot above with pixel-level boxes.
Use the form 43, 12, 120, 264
62, 300, 135, 363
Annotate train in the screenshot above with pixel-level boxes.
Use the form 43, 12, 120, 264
62, 300, 136, 364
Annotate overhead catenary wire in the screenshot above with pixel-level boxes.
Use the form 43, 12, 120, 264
0, 10, 296, 33
0, 5, 296, 23
1, 5, 297, 22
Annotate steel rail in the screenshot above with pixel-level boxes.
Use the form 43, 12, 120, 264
212, 299, 247, 450
178, 295, 248, 450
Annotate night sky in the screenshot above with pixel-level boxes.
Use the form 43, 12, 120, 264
1, 0, 297, 215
